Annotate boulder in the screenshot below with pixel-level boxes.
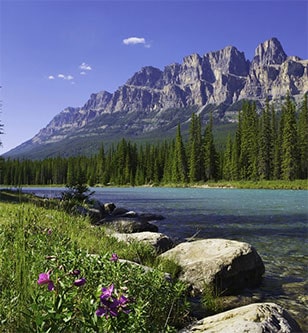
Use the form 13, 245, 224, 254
120, 210, 139, 218
98, 217, 158, 233
111, 207, 130, 216
160, 238, 265, 294
104, 202, 116, 213
179, 302, 302, 333
111, 231, 174, 253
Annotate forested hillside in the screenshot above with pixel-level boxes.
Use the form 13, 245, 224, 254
1, 94, 307, 186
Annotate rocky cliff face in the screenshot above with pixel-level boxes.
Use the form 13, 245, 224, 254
4, 37, 308, 158
239, 37, 307, 100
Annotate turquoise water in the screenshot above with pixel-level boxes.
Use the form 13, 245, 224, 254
23, 187, 308, 329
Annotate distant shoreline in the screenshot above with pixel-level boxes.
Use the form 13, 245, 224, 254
1, 180, 307, 191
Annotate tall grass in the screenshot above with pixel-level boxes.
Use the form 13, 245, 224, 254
0, 202, 190, 332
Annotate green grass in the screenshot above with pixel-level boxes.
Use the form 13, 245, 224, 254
160, 179, 308, 190
0, 201, 190, 332
207, 179, 308, 190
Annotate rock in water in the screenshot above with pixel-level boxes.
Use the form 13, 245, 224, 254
160, 238, 265, 294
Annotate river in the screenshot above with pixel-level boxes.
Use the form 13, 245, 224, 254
22, 186, 308, 330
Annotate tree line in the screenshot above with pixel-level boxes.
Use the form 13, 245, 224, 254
0, 94, 307, 186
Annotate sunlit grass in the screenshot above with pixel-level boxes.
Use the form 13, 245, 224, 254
162, 179, 308, 190
0, 202, 190, 332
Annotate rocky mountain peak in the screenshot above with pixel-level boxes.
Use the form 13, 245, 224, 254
3, 38, 307, 159
82, 90, 112, 111
126, 66, 163, 88
253, 37, 287, 66
205, 46, 249, 77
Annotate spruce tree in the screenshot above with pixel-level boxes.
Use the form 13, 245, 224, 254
297, 93, 308, 179
203, 113, 218, 181
162, 141, 174, 183
271, 105, 281, 180
281, 94, 298, 180
172, 124, 188, 183
96, 144, 107, 185
231, 113, 241, 180
188, 113, 203, 182
223, 135, 233, 180
258, 100, 273, 180
238, 102, 259, 180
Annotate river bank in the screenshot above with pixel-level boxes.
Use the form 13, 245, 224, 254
1, 187, 307, 331
1, 179, 308, 191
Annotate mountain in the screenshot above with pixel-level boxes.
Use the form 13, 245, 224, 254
4, 37, 307, 159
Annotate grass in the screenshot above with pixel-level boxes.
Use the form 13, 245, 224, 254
3, 180, 302, 332
0, 200, 190, 332
161, 179, 308, 190
210, 179, 308, 190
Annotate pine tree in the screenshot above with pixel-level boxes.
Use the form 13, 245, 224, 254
203, 113, 218, 181
297, 93, 308, 179
273, 107, 283, 180
223, 135, 233, 180
281, 94, 298, 180
188, 113, 202, 182
172, 124, 188, 183
258, 100, 273, 180
238, 102, 259, 180
97, 144, 107, 185
162, 141, 174, 183
231, 113, 241, 180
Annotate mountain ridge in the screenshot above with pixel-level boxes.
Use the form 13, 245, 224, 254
3, 37, 308, 159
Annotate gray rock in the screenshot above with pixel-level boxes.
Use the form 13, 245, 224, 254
160, 238, 265, 294
104, 202, 116, 213
111, 231, 174, 253
99, 216, 158, 233
121, 210, 138, 218
179, 302, 302, 333
111, 207, 130, 216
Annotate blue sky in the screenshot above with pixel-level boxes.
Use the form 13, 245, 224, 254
1, 0, 307, 154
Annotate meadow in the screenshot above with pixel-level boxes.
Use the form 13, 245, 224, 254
0, 197, 190, 332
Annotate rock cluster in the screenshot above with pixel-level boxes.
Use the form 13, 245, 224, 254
86, 200, 303, 332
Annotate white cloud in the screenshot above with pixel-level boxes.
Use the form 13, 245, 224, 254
58, 73, 74, 80
123, 37, 147, 46
48, 75, 55, 80
79, 62, 92, 71
80, 71, 86, 75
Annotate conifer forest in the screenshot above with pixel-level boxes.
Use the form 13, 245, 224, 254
1, 94, 307, 186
